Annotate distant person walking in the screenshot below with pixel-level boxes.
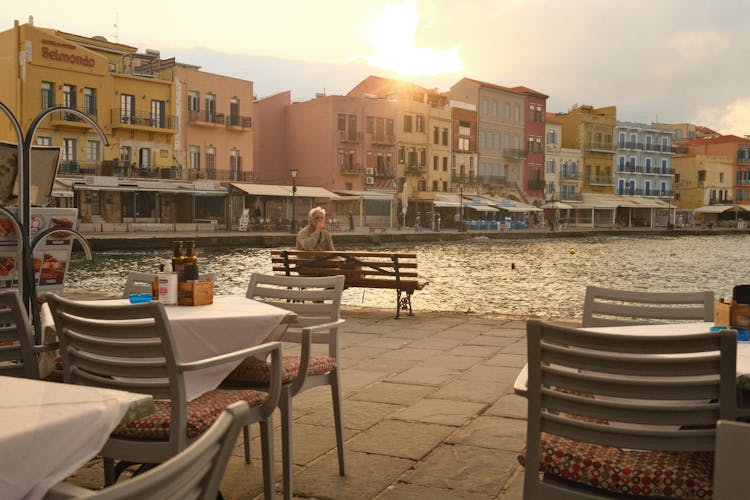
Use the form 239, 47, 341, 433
296, 206, 335, 250
348, 211, 355, 231
414, 215, 423, 232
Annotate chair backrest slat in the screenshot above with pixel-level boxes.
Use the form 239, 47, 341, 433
0, 289, 39, 379
582, 285, 714, 327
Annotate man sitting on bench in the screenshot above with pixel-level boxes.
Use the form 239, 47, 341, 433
296, 206, 335, 251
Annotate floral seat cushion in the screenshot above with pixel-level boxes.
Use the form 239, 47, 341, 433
112, 388, 267, 440
226, 355, 336, 384
519, 433, 714, 498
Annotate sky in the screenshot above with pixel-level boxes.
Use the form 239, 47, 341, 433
4, 0, 750, 136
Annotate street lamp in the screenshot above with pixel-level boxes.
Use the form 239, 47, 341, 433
290, 168, 299, 233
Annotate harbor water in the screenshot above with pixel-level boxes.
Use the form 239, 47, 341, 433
65, 233, 750, 319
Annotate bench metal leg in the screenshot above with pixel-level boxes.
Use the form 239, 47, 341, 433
395, 289, 413, 319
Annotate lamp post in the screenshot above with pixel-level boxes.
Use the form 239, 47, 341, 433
459, 181, 465, 232
290, 168, 299, 233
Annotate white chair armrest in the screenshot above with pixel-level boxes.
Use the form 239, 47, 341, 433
289, 318, 346, 395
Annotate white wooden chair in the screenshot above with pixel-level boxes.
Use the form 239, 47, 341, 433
45, 293, 282, 499
522, 319, 738, 499
582, 285, 714, 327
713, 420, 750, 500
44, 400, 251, 500
225, 273, 346, 500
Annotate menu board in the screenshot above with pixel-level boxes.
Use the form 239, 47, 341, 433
0, 207, 79, 297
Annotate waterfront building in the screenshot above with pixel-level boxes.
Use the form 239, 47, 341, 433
448, 78, 528, 202
0, 20, 233, 228
515, 86, 549, 205
672, 154, 733, 209
677, 135, 750, 207
614, 121, 675, 199
348, 76, 451, 222
555, 105, 617, 195
544, 113, 583, 203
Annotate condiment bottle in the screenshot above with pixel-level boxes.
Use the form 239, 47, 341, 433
183, 240, 200, 281
172, 241, 185, 282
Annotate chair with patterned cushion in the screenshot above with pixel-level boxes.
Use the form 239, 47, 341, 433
582, 285, 714, 327
45, 293, 282, 499
522, 319, 738, 499
45, 400, 251, 500
225, 273, 345, 500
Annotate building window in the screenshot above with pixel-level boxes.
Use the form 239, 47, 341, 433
83, 88, 96, 115
504, 102, 510, 120
337, 114, 346, 131
206, 147, 216, 172
189, 145, 200, 170
433, 127, 439, 144
432, 180, 438, 191
442, 128, 448, 146
139, 148, 152, 169
547, 130, 557, 145
433, 155, 439, 171
188, 91, 199, 112
458, 137, 469, 151
230, 149, 241, 180
337, 149, 344, 167
205, 93, 216, 122
86, 140, 100, 162
120, 146, 132, 163
407, 147, 416, 166
416, 115, 424, 133
37, 136, 52, 146
419, 148, 426, 166
229, 98, 240, 126
151, 100, 165, 128
442, 156, 448, 171
403, 114, 412, 132
120, 94, 135, 123
41, 82, 55, 110
62, 138, 77, 163
458, 121, 470, 136
546, 159, 555, 173
386, 119, 394, 136
398, 146, 405, 164
63, 84, 76, 109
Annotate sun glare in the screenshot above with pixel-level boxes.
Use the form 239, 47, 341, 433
366, 0, 463, 77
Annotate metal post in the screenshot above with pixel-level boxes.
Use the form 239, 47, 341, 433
290, 168, 299, 233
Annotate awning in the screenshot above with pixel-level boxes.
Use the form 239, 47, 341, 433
541, 201, 573, 210
290, 186, 341, 199
231, 183, 291, 197
465, 205, 499, 212
333, 189, 395, 200
694, 204, 748, 214
73, 180, 226, 196
500, 205, 542, 213
434, 200, 461, 207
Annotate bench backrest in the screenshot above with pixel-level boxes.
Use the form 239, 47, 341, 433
271, 250, 421, 290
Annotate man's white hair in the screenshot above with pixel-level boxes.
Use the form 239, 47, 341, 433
308, 206, 326, 219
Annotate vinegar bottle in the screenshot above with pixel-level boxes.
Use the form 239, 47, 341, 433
172, 241, 185, 282
184, 240, 199, 281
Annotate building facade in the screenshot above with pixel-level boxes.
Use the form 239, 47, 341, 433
679, 135, 750, 205
672, 154, 733, 208
614, 121, 675, 199
544, 113, 583, 202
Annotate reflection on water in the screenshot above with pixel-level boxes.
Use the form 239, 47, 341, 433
66, 234, 750, 319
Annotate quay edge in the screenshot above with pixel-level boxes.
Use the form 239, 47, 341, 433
77, 227, 748, 252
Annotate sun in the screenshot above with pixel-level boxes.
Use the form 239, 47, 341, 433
365, 0, 463, 77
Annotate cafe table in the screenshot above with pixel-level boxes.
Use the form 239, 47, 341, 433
41, 295, 296, 401
0, 375, 154, 500
513, 321, 750, 396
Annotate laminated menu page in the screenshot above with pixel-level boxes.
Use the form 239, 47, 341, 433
0, 207, 79, 297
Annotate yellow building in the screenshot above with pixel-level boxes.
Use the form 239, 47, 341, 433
557, 105, 616, 195
673, 154, 733, 209
0, 20, 236, 227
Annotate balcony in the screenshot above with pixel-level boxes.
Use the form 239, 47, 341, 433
112, 109, 178, 132
502, 148, 526, 160
370, 133, 396, 146
341, 163, 363, 175
339, 131, 362, 143
559, 171, 580, 181
188, 168, 253, 182
585, 175, 614, 186
405, 165, 426, 175
451, 174, 476, 185
57, 160, 182, 179
226, 115, 252, 129
584, 142, 615, 152
188, 110, 225, 126
48, 106, 98, 129
476, 175, 507, 186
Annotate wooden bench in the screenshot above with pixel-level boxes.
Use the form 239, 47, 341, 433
271, 250, 428, 318
367, 223, 387, 233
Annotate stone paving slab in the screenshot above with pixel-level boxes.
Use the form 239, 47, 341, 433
59, 306, 534, 499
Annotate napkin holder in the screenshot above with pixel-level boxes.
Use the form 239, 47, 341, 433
178, 280, 214, 306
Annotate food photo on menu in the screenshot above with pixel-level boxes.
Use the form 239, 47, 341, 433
39, 250, 68, 286
0, 252, 17, 288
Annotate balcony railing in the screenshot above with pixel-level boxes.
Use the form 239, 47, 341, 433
476, 175, 507, 186
341, 163, 363, 175
188, 168, 253, 182
339, 131, 362, 143
502, 148, 526, 160
405, 165, 426, 175
370, 133, 396, 146
585, 175, 614, 185
57, 160, 182, 179
113, 109, 178, 130
188, 110, 225, 125
527, 179, 545, 190
560, 171, 580, 181
584, 142, 615, 152
48, 106, 98, 127
227, 115, 252, 128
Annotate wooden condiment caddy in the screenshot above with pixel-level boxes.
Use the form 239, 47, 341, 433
178, 280, 214, 306
714, 298, 750, 328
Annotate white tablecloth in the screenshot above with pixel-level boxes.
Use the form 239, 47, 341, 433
0, 376, 151, 500
42, 295, 292, 400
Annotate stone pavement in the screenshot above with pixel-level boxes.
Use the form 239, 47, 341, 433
66, 306, 570, 499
